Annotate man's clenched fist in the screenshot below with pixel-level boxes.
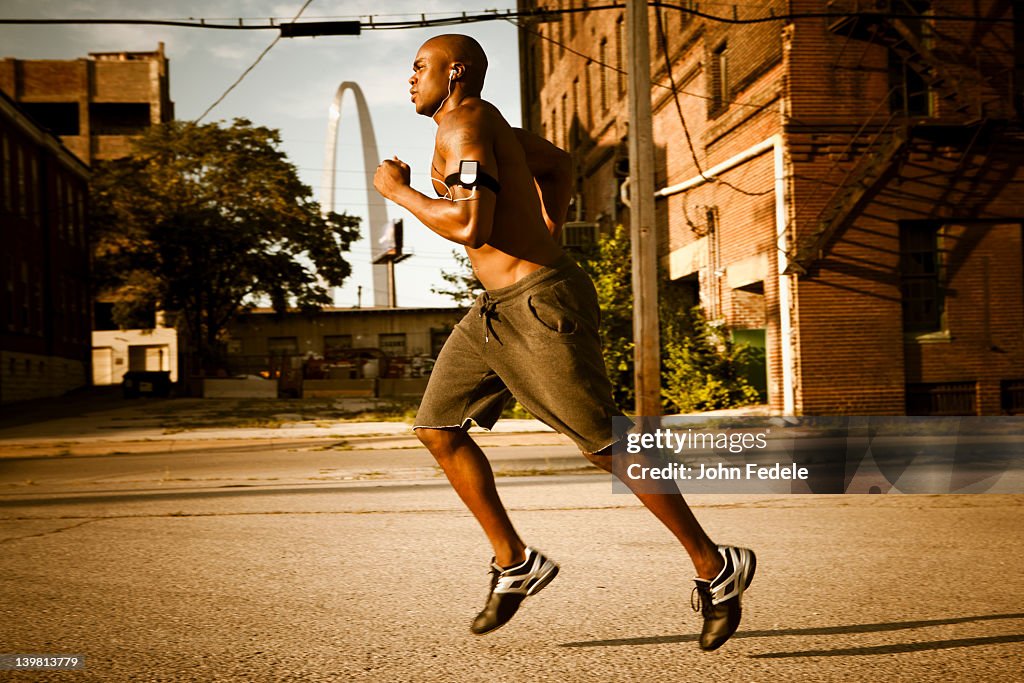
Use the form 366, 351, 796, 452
373, 156, 411, 200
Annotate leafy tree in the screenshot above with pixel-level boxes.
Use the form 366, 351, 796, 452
432, 249, 483, 306
576, 225, 761, 414
661, 307, 763, 413
574, 226, 637, 410
90, 118, 360, 373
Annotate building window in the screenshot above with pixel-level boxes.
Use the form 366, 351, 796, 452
571, 77, 580, 146
557, 3, 564, 55
30, 155, 39, 226
19, 102, 80, 136
710, 42, 729, 115
561, 93, 568, 149
584, 59, 594, 128
616, 14, 625, 98
379, 333, 407, 356
16, 144, 26, 218
568, 0, 576, 36
89, 103, 151, 135
900, 222, 944, 333
1, 132, 9, 211
267, 336, 298, 356
1002, 379, 1024, 415
888, 1, 932, 117
323, 334, 352, 358
599, 38, 609, 113
906, 382, 976, 416
545, 29, 554, 75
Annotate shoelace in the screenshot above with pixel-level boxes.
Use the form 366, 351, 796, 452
478, 293, 499, 343
691, 584, 714, 617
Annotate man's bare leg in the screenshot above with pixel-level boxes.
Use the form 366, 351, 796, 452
416, 427, 526, 567
584, 448, 725, 580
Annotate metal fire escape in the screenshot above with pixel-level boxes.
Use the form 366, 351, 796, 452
789, 0, 997, 274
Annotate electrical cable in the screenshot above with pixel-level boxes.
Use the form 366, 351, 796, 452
194, 0, 314, 122
654, 5, 773, 197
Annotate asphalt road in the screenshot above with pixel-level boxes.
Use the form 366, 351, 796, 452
1, 443, 1022, 682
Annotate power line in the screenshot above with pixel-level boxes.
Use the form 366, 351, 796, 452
0, 4, 1011, 31
654, 5, 772, 197
194, 0, 314, 123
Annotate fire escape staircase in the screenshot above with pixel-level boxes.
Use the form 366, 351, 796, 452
827, 1, 986, 120
788, 125, 910, 274
788, 1, 996, 274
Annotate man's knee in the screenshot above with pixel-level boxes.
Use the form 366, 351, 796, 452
415, 426, 465, 454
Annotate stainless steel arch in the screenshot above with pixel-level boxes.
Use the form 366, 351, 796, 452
321, 82, 389, 306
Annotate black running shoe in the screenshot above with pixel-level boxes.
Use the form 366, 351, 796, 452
691, 545, 756, 651
470, 547, 559, 635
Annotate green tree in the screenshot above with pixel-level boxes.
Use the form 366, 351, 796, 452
90, 118, 360, 373
576, 225, 761, 414
432, 249, 483, 306
575, 226, 636, 409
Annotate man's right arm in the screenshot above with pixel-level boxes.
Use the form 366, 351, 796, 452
513, 128, 572, 242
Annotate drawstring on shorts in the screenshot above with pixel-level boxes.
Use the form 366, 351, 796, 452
478, 292, 500, 344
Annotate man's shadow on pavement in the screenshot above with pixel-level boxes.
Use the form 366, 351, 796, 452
559, 612, 1024, 658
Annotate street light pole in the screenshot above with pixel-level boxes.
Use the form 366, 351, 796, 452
626, 0, 661, 416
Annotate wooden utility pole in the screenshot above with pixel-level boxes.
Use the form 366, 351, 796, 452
626, 0, 661, 416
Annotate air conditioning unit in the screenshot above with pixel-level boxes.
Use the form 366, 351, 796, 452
561, 222, 599, 250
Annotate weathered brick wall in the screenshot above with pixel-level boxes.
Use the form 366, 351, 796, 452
521, 0, 1021, 415
0, 48, 172, 164
787, 0, 1022, 414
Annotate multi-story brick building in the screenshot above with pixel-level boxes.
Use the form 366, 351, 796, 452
0, 43, 173, 164
518, 0, 1023, 415
1, 45, 178, 391
0, 90, 91, 404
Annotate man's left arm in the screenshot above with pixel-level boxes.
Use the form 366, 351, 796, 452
374, 110, 498, 249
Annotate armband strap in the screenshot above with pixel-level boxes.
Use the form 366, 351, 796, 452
444, 169, 501, 195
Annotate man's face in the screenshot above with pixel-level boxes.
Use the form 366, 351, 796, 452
409, 42, 449, 117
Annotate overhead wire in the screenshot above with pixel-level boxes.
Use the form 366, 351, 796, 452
194, 0, 314, 122
653, 4, 773, 197
0, 4, 1010, 30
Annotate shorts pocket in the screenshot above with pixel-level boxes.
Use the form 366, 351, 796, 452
524, 279, 590, 342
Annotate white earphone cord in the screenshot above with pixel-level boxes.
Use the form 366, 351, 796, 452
428, 68, 477, 203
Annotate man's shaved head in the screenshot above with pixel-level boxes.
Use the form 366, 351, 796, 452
419, 34, 488, 95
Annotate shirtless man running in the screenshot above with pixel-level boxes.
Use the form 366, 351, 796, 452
373, 33, 755, 651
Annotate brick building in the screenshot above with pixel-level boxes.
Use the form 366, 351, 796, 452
1, 45, 178, 392
0, 43, 173, 164
518, 0, 1024, 415
0, 90, 91, 404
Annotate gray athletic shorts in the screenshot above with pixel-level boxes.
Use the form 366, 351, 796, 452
414, 254, 626, 454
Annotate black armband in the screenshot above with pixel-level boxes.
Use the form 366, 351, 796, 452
445, 160, 501, 195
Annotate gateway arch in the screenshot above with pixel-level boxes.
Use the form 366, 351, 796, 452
321, 82, 389, 306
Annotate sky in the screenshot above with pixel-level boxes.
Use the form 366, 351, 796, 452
0, 0, 523, 308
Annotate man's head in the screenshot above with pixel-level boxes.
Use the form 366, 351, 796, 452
409, 34, 488, 117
